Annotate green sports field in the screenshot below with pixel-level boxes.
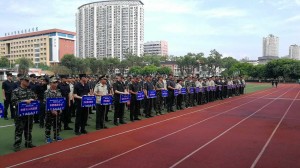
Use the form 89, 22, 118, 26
0, 83, 272, 156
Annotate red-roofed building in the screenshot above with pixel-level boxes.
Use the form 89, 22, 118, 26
0, 29, 76, 66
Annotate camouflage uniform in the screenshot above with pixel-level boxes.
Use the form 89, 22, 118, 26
44, 89, 63, 139
155, 82, 164, 114
11, 86, 36, 150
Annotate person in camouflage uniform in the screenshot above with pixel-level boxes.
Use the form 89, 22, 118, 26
155, 76, 165, 115
11, 76, 36, 152
44, 77, 64, 143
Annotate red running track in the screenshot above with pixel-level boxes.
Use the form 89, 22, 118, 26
0, 84, 299, 168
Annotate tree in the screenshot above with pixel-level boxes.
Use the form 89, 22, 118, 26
143, 55, 161, 67
221, 57, 239, 70
16, 58, 33, 74
51, 65, 71, 75
128, 66, 143, 75
119, 60, 130, 75
38, 63, 50, 71
61, 54, 77, 74
0, 57, 10, 68
207, 49, 223, 76
157, 66, 172, 75
141, 65, 158, 75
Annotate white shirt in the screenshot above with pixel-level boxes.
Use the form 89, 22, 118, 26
94, 83, 109, 104
195, 81, 201, 88
163, 79, 167, 89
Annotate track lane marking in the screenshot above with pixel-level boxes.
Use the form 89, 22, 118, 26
250, 89, 300, 168
169, 87, 294, 168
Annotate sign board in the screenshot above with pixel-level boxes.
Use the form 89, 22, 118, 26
18, 101, 40, 117
46, 98, 66, 111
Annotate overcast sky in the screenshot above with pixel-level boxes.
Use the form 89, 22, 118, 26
0, 0, 300, 60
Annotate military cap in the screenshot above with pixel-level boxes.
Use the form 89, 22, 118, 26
29, 74, 36, 78
99, 75, 107, 80
20, 75, 30, 81
79, 74, 87, 78
6, 72, 13, 77
49, 77, 58, 83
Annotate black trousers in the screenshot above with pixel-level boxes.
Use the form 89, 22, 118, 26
61, 98, 71, 128
4, 94, 14, 119
39, 102, 45, 126
75, 103, 88, 133
144, 98, 153, 116
130, 98, 140, 120
114, 101, 125, 123
167, 91, 175, 111
177, 94, 183, 109
96, 104, 107, 129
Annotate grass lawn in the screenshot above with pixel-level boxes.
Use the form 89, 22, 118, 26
0, 82, 272, 156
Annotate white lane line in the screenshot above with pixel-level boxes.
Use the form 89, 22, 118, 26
250, 90, 300, 168
87, 87, 282, 168
244, 97, 300, 101
169, 87, 293, 168
6, 88, 276, 168
0, 124, 15, 128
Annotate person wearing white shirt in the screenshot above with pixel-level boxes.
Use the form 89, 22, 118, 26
175, 79, 183, 110
94, 76, 110, 130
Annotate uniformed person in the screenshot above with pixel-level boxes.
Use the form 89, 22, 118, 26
94, 75, 110, 130
2, 72, 16, 120
44, 77, 64, 143
143, 75, 155, 118
34, 76, 48, 128
166, 74, 176, 112
57, 75, 73, 130
155, 76, 165, 115
129, 76, 142, 121
73, 74, 91, 135
176, 79, 183, 110
113, 74, 128, 125
11, 75, 36, 152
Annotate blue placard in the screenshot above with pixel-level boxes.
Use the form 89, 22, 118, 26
137, 91, 145, 101
233, 84, 236, 89
207, 86, 211, 91
201, 87, 205, 92
162, 90, 168, 97
81, 96, 96, 107
148, 90, 157, 99
212, 86, 216, 91
46, 98, 66, 111
228, 85, 232, 89
174, 89, 179, 96
0, 103, 4, 118
196, 87, 200, 93
100, 95, 113, 105
181, 88, 187, 95
18, 101, 40, 117
120, 94, 130, 103
219, 85, 222, 91
190, 87, 194, 94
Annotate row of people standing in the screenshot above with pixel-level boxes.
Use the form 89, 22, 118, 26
3, 72, 246, 152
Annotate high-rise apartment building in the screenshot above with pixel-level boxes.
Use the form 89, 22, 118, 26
0, 29, 76, 66
289, 44, 300, 60
263, 34, 279, 57
144, 41, 168, 56
76, 0, 144, 60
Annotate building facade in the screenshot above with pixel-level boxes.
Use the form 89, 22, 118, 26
0, 29, 76, 66
289, 44, 300, 60
144, 41, 168, 56
263, 34, 279, 57
76, 0, 144, 60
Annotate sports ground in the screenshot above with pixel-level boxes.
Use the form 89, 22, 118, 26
1, 83, 300, 167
